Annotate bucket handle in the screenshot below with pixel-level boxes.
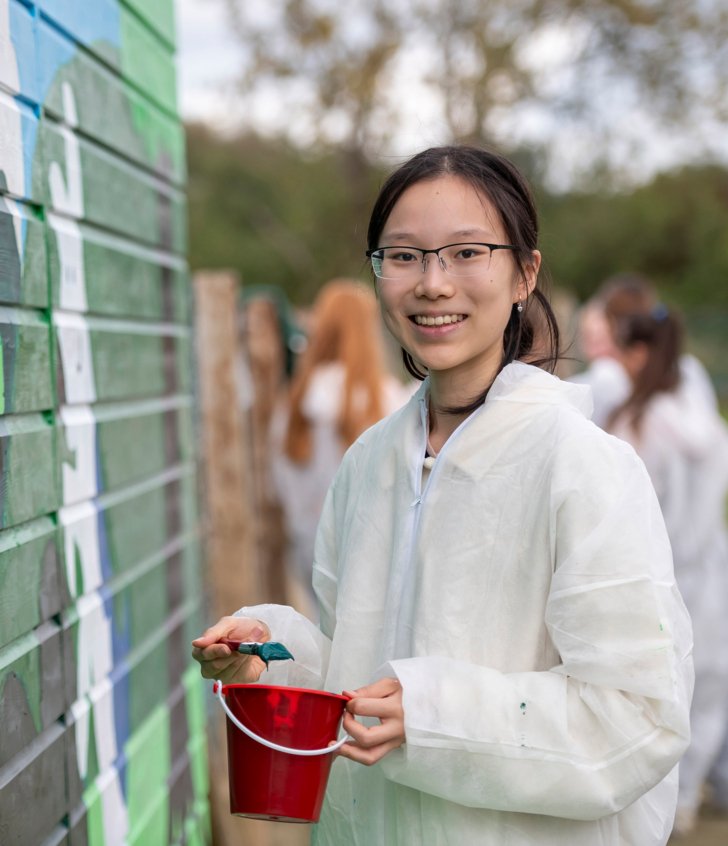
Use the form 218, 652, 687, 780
214, 681, 350, 757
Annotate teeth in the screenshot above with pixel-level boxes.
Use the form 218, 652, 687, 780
414, 314, 464, 326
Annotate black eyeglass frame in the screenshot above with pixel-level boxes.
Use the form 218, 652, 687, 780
365, 241, 520, 278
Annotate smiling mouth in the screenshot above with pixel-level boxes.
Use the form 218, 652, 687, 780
412, 314, 466, 327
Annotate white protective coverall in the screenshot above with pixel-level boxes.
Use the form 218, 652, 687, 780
239, 362, 693, 845
271, 362, 413, 609
611, 371, 728, 816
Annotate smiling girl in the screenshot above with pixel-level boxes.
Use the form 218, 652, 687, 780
193, 146, 692, 845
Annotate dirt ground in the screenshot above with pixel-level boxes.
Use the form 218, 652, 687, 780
238, 806, 728, 846
672, 805, 728, 845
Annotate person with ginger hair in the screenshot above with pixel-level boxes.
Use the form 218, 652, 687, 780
271, 278, 412, 610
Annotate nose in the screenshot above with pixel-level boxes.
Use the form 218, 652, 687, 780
416, 253, 455, 298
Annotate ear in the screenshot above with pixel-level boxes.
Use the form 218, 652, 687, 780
514, 250, 541, 303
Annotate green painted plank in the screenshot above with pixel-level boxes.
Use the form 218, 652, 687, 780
0, 307, 53, 414
94, 401, 194, 491
40, 21, 185, 184
101, 475, 198, 577
125, 702, 171, 845
0, 198, 48, 308
120, 6, 178, 115
122, 0, 177, 49
0, 414, 60, 530
37, 121, 187, 254
54, 318, 191, 404
47, 222, 189, 321
0, 722, 67, 846
0, 621, 65, 768
89, 327, 190, 401
0, 518, 63, 649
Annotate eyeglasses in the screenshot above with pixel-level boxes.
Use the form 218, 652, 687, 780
366, 242, 518, 280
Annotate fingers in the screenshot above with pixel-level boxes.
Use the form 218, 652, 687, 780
338, 736, 404, 766
343, 677, 401, 700
337, 676, 405, 766
191, 615, 271, 684
191, 616, 269, 649
342, 711, 400, 747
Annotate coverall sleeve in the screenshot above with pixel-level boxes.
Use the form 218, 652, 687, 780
232, 473, 341, 690
380, 430, 694, 821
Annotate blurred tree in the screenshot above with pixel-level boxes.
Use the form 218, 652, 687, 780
225, 0, 728, 187
186, 123, 384, 304
540, 164, 728, 307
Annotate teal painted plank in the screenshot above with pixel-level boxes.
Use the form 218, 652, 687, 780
0, 518, 63, 649
0, 414, 60, 529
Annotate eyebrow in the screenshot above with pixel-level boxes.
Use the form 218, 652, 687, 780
381, 228, 492, 243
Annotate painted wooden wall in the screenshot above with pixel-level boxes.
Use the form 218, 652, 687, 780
0, 1, 210, 843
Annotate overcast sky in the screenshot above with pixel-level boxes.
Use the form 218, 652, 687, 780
173, 0, 728, 188
175, 0, 240, 128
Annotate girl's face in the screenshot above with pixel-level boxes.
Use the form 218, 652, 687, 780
376, 174, 539, 399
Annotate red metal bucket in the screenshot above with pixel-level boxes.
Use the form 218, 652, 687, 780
214, 681, 349, 823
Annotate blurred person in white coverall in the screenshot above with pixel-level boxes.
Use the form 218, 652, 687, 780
193, 146, 693, 845
572, 273, 718, 429
606, 304, 728, 838
271, 278, 413, 614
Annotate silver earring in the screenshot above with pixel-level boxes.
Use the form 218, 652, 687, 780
517, 299, 523, 313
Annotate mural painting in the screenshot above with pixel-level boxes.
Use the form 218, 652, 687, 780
0, 1, 210, 843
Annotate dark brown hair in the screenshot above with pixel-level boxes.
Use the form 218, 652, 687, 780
367, 145, 560, 414
607, 305, 683, 433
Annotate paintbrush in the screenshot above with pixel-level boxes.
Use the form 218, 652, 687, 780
220, 639, 295, 668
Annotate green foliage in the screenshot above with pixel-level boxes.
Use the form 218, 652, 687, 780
540, 165, 728, 308
186, 123, 382, 305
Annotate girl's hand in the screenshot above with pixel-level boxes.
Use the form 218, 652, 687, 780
339, 677, 405, 765
191, 615, 271, 684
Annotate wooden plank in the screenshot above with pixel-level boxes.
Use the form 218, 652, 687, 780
194, 271, 260, 615
0, 517, 63, 649
0, 413, 60, 530
195, 272, 275, 846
